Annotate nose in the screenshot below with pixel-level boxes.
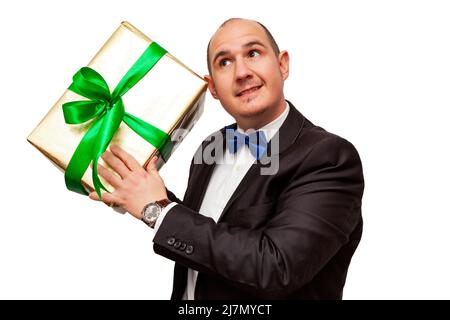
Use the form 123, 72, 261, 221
234, 57, 253, 82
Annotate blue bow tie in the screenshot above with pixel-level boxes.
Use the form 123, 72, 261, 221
225, 128, 268, 160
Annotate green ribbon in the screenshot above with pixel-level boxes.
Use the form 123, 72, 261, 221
62, 42, 173, 198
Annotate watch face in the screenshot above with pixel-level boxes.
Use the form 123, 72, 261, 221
144, 203, 160, 222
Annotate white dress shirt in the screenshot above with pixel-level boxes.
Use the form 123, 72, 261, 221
154, 103, 290, 300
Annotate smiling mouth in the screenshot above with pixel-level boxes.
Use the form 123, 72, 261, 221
237, 85, 262, 97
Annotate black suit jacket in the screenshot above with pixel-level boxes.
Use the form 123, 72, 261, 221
153, 101, 364, 300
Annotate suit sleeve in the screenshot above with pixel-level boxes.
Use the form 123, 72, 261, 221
153, 136, 364, 299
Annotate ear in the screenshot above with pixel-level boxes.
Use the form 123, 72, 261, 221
204, 75, 219, 99
278, 50, 290, 80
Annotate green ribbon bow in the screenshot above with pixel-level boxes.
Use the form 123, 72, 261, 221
62, 42, 173, 198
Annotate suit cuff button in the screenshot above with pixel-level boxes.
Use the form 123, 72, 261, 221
185, 245, 194, 255
167, 237, 176, 246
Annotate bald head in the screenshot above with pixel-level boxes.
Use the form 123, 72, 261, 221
207, 18, 280, 75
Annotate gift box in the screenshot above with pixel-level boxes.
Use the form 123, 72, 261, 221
27, 21, 207, 196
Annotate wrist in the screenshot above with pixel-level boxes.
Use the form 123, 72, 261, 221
141, 199, 172, 228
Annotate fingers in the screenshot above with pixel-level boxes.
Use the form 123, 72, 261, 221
96, 163, 121, 188
110, 144, 141, 172
89, 191, 119, 207
146, 156, 159, 173
101, 149, 130, 178
88, 191, 101, 201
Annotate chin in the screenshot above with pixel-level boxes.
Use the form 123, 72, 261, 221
237, 101, 266, 117
240, 97, 269, 115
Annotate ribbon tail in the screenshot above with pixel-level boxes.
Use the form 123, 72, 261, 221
90, 100, 126, 198
92, 156, 109, 198
123, 112, 173, 162
65, 117, 105, 196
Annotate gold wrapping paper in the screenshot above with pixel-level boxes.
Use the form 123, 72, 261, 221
27, 21, 207, 193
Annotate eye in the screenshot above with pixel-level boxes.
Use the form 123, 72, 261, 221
219, 59, 231, 67
249, 50, 260, 58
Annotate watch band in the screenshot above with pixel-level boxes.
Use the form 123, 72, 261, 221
155, 198, 172, 209
141, 198, 172, 228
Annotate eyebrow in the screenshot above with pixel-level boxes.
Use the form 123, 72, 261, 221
243, 40, 267, 49
212, 40, 267, 65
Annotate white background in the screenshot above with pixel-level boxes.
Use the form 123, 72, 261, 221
0, 0, 449, 299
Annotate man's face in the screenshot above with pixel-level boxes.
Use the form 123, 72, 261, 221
206, 19, 289, 130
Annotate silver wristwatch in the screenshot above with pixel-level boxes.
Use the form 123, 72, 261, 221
141, 199, 172, 228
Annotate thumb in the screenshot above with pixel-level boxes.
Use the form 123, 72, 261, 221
146, 156, 159, 173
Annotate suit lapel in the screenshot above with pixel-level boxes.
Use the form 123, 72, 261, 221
217, 101, 306, 222
190, 163, 215, 211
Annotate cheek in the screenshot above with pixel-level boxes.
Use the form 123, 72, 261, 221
263, 61, 282, 80
213, 74, 233, 97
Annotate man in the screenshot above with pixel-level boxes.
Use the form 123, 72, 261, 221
89, 18, 364, 299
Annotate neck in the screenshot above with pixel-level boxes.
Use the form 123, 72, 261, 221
237, 99, 286, 131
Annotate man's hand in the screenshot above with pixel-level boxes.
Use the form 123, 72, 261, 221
88, 144, 168, 220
